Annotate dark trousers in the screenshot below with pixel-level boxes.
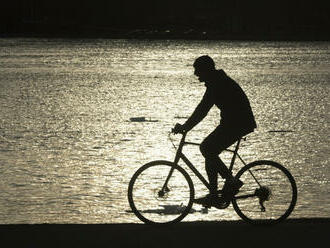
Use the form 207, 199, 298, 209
199, 125, 249, 194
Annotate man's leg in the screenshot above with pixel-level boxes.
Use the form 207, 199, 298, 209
200, 126, 241, 194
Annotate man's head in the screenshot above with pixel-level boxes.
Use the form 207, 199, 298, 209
193, 55, 216, 82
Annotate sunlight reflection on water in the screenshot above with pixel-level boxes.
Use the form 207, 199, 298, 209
0, 39, 329, 223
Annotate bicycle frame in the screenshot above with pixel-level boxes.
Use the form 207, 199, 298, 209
129, 132, 297, 224
166, 132, 249, 192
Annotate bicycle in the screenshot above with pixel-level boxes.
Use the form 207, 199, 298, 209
128, 131, 297, 225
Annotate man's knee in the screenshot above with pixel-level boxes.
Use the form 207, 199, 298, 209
200, 140, 217, 157
199, 142, 207, 157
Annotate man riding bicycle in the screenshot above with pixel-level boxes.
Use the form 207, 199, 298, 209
173, 55, 257, 208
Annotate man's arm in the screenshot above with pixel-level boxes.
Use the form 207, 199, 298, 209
182, 89, 213, 132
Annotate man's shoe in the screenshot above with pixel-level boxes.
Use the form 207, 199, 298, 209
193, 194, 213, 208
193, 194, 230, 209
221, 178, 244, 200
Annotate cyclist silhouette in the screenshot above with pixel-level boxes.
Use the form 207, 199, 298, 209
173, 55, 257, 208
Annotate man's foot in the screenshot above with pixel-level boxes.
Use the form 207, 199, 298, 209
193, 194, 230, 209
221, 178, 244, 200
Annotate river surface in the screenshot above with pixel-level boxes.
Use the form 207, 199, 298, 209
0, 38, 329, 223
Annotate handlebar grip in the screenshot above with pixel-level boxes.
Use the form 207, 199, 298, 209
171, 128, 181, 134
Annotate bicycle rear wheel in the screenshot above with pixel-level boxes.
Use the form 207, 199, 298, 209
128, 160, 194, 224
232, 160, 297, 225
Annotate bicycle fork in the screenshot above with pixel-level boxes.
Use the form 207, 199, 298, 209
158, 132, 187, 196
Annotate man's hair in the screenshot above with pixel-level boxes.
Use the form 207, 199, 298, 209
193, 55, 215, 70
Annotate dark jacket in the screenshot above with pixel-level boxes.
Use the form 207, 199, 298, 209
183, 69, 257, 133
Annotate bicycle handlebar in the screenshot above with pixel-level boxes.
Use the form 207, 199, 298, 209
168, 131, 177, 150
170, 128, 187, 135
169, 129, 198, 151
168, 129, 188, 150
169, 128, 247, 149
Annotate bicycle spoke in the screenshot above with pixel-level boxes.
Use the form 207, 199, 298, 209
232, 160, 297, 225
128, 161, 194, 224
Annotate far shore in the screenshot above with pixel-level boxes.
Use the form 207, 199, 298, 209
1, 26, 330, 41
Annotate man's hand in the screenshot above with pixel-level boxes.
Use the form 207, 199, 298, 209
172, 123, 186, 134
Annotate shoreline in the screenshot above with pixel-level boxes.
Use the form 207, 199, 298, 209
1, 218, 330, 247
1, 27, 330, 41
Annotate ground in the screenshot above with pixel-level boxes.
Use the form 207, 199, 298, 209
1, 218, 329, 247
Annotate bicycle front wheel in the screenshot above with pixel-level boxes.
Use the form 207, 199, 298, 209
232, 160, 297, 225
128, 160, 194, 224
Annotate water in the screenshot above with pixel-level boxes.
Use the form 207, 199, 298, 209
0, 38, 329, 224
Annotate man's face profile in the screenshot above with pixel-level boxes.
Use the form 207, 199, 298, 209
194, 66, 209, 82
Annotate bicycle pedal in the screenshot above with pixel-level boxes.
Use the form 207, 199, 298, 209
202, 204, 211, 209
202, 207, 209, 214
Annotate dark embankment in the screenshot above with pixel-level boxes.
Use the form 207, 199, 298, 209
1, 218, 329, 247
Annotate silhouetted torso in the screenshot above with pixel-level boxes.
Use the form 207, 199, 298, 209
185, 69, 256, 133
